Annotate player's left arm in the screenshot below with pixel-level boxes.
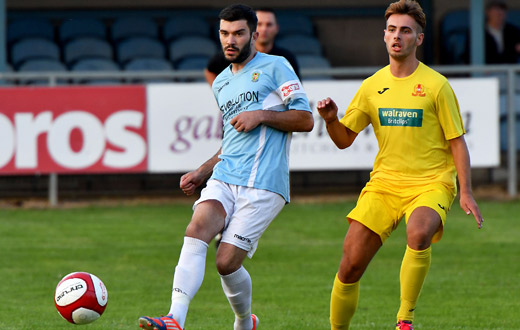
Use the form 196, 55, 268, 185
449, 135, 484, 229
230, 109, 314, 133
229, 56, 313, 133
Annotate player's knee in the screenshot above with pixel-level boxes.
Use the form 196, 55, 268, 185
185, 217, 223, 243
338, 262, 365, 283
406, 222, 438, 250
185, 221, 204, 237
406, 232, 432, 250
216, 255, 241, 275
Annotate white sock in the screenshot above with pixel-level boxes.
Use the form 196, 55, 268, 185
220, 266, 253, 330
169, 236, 208, 328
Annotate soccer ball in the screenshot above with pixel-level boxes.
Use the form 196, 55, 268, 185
54, 272, 108, 324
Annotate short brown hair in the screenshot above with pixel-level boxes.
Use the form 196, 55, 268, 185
385, 0, 426, 32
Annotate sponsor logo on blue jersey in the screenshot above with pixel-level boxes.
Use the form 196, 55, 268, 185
220, 91, 259, 120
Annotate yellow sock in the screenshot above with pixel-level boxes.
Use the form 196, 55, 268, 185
330, 274, 360, 330
397, 245, 432, 322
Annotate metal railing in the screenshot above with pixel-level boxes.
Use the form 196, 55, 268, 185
1, 64, 519, 203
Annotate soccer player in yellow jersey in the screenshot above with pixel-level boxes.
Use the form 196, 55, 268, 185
317, 1, 484, 329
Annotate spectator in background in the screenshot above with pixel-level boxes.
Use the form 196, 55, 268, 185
204, 7, 300, 85
485, 0, 520, 63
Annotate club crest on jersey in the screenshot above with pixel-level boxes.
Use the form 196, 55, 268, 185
251, 71, 260, 82
412, 84, 426, 97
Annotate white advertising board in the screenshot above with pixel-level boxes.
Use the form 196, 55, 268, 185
449, 78, 500, 167
147, 78, 500, 173
147, 83, 223, 173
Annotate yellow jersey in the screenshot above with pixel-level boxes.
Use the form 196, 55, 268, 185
340, 62, 465, 189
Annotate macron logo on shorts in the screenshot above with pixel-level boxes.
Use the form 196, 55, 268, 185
234, 234, 252, 244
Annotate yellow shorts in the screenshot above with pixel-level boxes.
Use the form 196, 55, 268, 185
347, 181, 456, 244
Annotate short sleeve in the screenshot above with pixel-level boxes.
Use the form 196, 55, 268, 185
339, 87, 371, 133
273, 57, 310, 111
436, 81, 465, 140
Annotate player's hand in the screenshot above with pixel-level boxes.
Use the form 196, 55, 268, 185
230, 111, 263, 133
459, 192, 484, 229
180, 171, 205, 196
317, 97, 339, 124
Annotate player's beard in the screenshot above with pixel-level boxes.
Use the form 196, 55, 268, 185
223, 35, 253, 64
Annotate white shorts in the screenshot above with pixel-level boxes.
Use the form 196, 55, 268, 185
194, 179, 285, 258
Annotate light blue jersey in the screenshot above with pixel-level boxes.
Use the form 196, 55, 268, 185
211, 52, 311, 202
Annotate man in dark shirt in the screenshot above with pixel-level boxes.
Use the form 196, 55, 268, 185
204, 7, 300, 85
484, 0, 520, 63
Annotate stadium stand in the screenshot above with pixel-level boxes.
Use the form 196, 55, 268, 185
10, 37, 61, 69
296, 54, 331, 69
71, 58, 119, 71
276, 14, 314, 37
18, 58, 66, 72
18, 58, 67, 85
59, 18, 107, 44
439, 8, 520, 153
175, 56, 210, 70
439, 10, 469, 64
440, 9, 520, 64
4, 9, 330, 85
277, 34, 323, 56
125, 57, 173, 71
63, 37, 113, 66
169, 36, 217, 66
116, 37, 166, 65
7, 18, 55, 45
296, 54, 332, 79
175, 56, 211, 81
163, 16, 211, 42
70, 58, 121, 85
509, 10, 520, 31
124, 57, 174, 83
110, 16, 159, 42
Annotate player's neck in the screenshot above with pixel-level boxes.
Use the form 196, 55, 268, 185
389, 57, 420, 78
231, 49, 258, 73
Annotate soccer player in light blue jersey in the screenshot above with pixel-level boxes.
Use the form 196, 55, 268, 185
138, 4, 313, 330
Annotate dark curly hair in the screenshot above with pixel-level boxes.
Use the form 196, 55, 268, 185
219, 4, 258, 35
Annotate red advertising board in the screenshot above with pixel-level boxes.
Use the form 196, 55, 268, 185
0, 86, 147, 174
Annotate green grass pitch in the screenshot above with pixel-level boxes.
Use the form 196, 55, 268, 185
0, 198, 518, 329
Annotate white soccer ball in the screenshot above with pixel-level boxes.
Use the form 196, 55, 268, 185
54, 272, 108, 324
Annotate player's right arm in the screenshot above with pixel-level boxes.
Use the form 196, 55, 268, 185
317, 97, 358, 149
180, 148, 222, 196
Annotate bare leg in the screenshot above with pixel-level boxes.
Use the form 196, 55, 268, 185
331, 220, 382, 329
